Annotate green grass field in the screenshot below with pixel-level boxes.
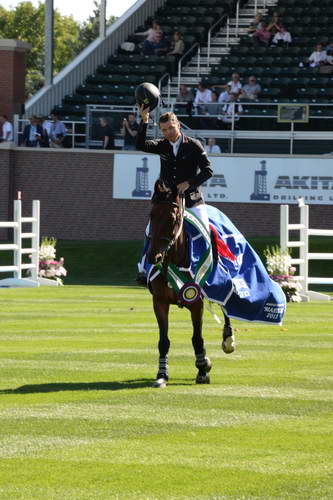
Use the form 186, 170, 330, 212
0, 285, 332, 499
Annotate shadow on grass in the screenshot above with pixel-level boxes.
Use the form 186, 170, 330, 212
0, 379, 191, 394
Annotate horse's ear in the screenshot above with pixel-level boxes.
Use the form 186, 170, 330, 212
155, 179, 168, 193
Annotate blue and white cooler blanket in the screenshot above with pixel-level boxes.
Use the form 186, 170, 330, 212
139, 204, 286, 325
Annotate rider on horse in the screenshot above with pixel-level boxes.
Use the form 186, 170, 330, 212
136, 106, 213, 229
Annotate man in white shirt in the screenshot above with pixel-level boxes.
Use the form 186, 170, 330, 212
205, 137, 221, 154
218, 85, 232, 104
0, 115, 13, 142
241, 76, 262, 101
272, 26, 292, 46
308, 43, 327, 67
194, 83, 212, 114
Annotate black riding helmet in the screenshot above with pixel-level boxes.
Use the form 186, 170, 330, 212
135, 82, 160, 111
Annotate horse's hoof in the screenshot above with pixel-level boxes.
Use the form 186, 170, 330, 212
222, 335, 236, 354
196, 374, 210, 384
153, 377, 168, 388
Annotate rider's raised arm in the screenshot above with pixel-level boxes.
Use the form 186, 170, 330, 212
136, 104, 162, 154
136, 120, 161, 154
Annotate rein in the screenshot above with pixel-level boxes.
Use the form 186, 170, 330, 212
158, 195, 185, 256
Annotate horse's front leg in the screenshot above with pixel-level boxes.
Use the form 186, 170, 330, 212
153, 296, 170, 388
190, 299, 212, 384
222, 311, 236, 354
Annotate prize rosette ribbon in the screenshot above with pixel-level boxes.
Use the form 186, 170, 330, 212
178, 282, 202, 305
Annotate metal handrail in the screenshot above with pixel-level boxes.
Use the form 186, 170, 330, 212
207, 14, 227, 67
226, 17, 230, 48
158, 72, 171, 104
177, 42, 199, 91
196, 45, 201, 77
235, 1, 240, 38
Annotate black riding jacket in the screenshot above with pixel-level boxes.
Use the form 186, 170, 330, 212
136, 121, 213, 208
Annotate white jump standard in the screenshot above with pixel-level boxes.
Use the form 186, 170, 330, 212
0, 199, 58, 288
280, 199, 333, 301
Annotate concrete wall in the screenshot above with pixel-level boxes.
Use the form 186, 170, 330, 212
0, 146, 332, 241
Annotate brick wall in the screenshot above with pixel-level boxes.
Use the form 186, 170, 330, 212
0, 40, 30, 118
0, 147, 332, 241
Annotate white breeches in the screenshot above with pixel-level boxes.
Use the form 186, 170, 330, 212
190, 204, 210, 231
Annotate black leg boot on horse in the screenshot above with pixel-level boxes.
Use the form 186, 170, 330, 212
153, 297, 170, 388
222, 312, 236, 354
191, 301, 212, 384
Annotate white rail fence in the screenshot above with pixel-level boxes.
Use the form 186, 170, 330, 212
0, 200, 58, 288
280, 200, 333, 301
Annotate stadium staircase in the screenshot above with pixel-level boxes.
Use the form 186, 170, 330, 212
171, 0, 333, 136
160, 0, 277, 97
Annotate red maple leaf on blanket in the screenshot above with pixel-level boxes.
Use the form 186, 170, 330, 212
209, 224, 237, 262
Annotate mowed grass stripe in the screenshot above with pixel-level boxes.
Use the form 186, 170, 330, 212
0, 286, 333, 499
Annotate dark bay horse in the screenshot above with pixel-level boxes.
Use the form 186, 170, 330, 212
147, 180, 235, 388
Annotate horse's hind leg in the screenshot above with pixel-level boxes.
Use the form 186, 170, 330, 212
222, 311, 236, 354
190, 300, 212, 384
153, 297, 170, 388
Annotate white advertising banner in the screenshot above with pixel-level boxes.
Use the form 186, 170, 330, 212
113, 153, 333, 205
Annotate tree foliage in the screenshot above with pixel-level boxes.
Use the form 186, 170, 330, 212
0, 1, 117, 96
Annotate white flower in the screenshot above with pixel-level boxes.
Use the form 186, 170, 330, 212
39, 244, 56, 260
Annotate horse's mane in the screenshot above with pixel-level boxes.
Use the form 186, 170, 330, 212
152, 179, 178, 204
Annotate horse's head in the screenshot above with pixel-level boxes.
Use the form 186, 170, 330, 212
147, 180, 184, 265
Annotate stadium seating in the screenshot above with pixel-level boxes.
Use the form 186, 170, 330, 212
54, 0, 239, 119
53, 0, 333, 138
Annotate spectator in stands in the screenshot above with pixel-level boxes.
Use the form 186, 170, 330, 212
193, 82, 213, 114
217, 85, 231, 104
248, 12, 263, 35
167, 31, 185, 73
137, 20, 162, 49
215, 75, 242, 97
308, 43, 327, 68
122, 113, 139, 150
176, 84, 194, 115
144, 30, 169, 56
318, 46, 333, 74
221, 93, 243, 125
22, 116, 44, 147
201, 91, 221, 128
227, 72, 242, 96
253, 22, 272, 45
99, 117, 114, 150
0, 114, 13, 142
141, 23, 164, 54
267, 12, 283, 36
240, 75, 261, 101
272, 25, 292, 47
49, 112, 67, 148
39, 116, 51, 147
204, 91, 220, 115
205, 137, 221, 154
